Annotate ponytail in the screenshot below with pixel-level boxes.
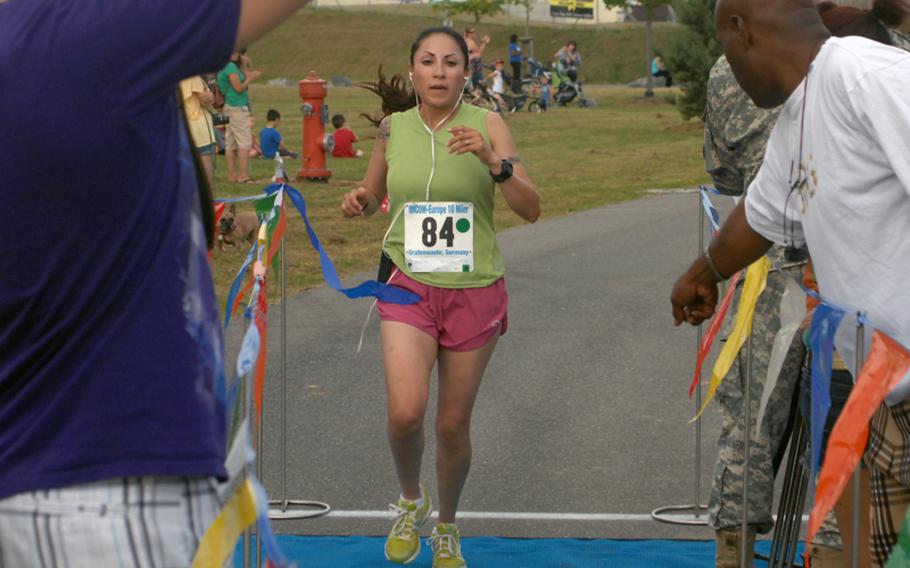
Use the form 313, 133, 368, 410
358, 66, 416, 128
359, 27, 470, 128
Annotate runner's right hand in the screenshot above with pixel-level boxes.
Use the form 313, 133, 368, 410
341, 186, 374, 217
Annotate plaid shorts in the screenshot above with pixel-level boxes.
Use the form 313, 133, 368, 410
0, 476, 222, 567
865, 397, 910, 566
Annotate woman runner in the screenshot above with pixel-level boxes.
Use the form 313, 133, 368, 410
341, 26, 540, 568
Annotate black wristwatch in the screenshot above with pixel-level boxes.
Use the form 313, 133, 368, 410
489, 159, 513, 183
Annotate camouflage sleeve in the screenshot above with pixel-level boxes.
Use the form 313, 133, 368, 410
888, 29, 910, 52
704, 57, 745, 195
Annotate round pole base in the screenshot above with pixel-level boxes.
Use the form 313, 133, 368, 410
268, 499, 332, 520
650, 504, 710, 526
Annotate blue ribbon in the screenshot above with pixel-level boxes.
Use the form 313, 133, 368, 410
808, 303, 846, 475
273, 184, 420, 305
804, 288, 872, 326
699, 187, 721, 236
699, 184, 723, 196
223, 242, 257, 331
252, 477, 290, 567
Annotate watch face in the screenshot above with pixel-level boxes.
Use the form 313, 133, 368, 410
492, 159, 513, 182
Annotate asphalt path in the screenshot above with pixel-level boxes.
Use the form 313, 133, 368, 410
239, 190, 733, 540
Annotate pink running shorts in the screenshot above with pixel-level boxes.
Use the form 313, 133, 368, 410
377, 271, 509, 352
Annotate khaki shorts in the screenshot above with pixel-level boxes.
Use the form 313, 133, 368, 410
224, 105, 252, 150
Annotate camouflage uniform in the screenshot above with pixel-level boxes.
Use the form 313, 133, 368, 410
889, 28, 910, 51
703, 56, 819, 539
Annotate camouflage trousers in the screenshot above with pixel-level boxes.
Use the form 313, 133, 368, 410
707, 250, 806, 534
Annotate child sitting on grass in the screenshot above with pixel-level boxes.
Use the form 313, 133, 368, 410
259, 109, 298, 159
330, 114, 363, 158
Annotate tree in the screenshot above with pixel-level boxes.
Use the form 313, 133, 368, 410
664, 0, 721, 119
603, 0, 671, 97
433, 0, 508, 23
507, 0, 536, 38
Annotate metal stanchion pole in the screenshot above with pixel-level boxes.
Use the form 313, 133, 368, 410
651, 190, 708, 526
851, 317, 865, 568
268, 236, 331, 521
694, 200, 705, 521
742, 331, 754, 568
243, 356, 253, 568
257, 399, 264, 566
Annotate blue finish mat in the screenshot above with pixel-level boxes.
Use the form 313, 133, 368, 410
235, 536, 805, 567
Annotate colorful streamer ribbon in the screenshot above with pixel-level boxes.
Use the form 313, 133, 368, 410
221, 185, 419, 332
688, 270, 744, 398
699, 187, 721, 238
278, 184, 419, 304
806, 332, 910, 565
755, 277, 806, 436
191, 478, 258, 567
808, 304, 846, 476
691, 256, 771, 422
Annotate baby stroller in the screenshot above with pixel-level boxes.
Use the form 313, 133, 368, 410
553, 72, 596, 108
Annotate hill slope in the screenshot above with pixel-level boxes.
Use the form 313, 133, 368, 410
247, 7, 685, 85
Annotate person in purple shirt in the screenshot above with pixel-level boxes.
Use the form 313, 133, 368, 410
0, 0, 310, 565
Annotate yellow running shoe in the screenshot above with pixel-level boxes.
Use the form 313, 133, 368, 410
384, 484, 431, 564
429, 523, 467, 568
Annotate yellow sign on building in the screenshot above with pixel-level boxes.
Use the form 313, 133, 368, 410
549, 0, 595, 19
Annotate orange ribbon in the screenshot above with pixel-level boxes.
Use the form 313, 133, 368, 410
806, 332, 910, 563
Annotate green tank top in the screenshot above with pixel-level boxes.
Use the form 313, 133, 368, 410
384, 104, 504, 289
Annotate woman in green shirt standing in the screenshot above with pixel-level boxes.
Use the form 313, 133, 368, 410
217, 50, 261, 183
341, 27, 540, 568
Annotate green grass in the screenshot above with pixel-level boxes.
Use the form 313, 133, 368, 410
247, 6, 686, 85
209, 84, 708, 304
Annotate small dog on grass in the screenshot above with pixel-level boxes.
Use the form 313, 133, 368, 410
218, 204, 259, 251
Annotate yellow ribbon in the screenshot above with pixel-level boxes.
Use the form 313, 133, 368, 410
191, 479, 258, 568
690, 256, 771, 423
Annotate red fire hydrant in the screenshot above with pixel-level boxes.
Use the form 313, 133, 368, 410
298, 70, 333, 181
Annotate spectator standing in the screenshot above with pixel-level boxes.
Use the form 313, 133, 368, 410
488, 60, 509, 112
538, 74, 551, 112
217, 50, 262, 183
703, 53, 812, 567
465, 27, 490, 88
508, 34, 522, 91
672, 0, 910, 564
180, 76, 218, 182
0, 0, 310, 565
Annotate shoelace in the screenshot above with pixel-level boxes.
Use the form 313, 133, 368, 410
388, 503, 417, 539
429, 531, 460, 559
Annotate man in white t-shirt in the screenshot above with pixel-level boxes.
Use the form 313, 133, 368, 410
670, 0, 910, 563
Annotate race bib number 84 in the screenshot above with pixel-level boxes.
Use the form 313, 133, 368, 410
404, 202, 474, 273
